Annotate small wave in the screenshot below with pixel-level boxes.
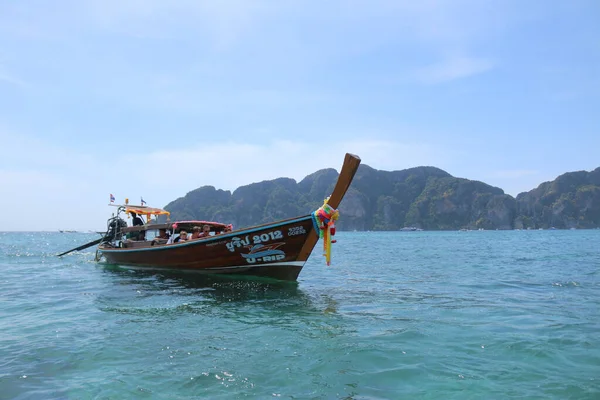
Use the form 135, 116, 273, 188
552, 281, 581, 287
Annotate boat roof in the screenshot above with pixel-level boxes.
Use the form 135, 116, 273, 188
121, 220, 230, 233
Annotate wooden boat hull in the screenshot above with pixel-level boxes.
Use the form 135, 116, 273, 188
91, 153, 362, 281
99, 215, 316, 281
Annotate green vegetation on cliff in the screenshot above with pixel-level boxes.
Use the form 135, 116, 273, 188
515, 168, 600, 229
163, 165, 600, 230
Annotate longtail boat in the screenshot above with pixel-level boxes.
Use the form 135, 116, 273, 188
60, 153, 361, 281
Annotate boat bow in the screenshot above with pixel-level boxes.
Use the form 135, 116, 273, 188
299, 153, 361, 261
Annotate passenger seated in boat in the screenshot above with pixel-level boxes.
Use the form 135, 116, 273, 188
174, 230, 189, 243
151, 228, 170, 245
199, 224, 211, 238
190, 226, 202, 240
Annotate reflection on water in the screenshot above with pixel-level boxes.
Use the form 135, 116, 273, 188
94, 263, 352, 342
96, 263, 334, 316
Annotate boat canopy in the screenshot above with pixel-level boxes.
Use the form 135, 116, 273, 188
122, 205, 171, 217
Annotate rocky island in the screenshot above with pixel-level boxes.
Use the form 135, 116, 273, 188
163, 165, 600, 231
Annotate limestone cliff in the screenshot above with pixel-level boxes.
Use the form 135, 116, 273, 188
163, 165, 600, 230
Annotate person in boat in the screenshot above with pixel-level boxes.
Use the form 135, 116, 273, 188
199, 224, 211, 238
174, 230, 189, 243
190, 226, 202, 240
125, 212, 145, 240
130, 212, 144, 227
151, 228, 170, 245
157, 228, 169, 239
217, 225, 232, 235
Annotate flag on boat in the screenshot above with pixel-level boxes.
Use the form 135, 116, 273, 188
110, 194, 115, 203
141, 197, 147, 206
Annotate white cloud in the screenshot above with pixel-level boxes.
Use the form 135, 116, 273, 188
415, 56, 494, 84
0, 130, 96, 170
120, 138, 443, 194
0, 67, 28, 87
77, 0, 273, 49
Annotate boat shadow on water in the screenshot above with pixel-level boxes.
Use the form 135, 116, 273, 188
98, 262, 315, 305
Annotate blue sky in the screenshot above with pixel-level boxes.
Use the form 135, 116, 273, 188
1, 0, 598, 231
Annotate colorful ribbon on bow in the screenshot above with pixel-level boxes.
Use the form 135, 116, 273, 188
312, 196, 339, 266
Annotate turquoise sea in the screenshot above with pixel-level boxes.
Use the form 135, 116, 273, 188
1, 230, 599, 399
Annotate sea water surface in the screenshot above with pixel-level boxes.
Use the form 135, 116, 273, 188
1, 230, 599, 399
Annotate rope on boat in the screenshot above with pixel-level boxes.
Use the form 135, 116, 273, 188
95, 249, 103, 262
312, 196, 339, 266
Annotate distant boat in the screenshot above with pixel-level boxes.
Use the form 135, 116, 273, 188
399, 227, 420, 232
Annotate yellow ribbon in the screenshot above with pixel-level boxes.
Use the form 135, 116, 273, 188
315, 197, 339, 266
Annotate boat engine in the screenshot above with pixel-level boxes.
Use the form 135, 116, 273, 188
103, 217, 127, 243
